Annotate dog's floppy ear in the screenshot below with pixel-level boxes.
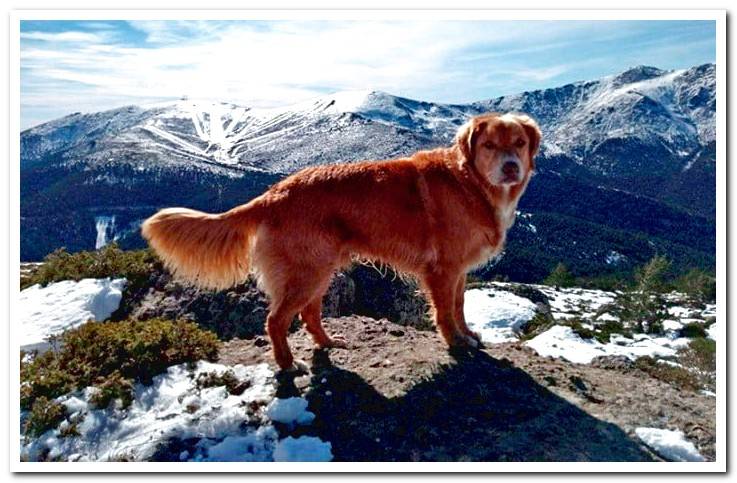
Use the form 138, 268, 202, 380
455, 118, 487, 163
514, 114, 542, 166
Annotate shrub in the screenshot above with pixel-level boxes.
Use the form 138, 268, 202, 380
593, 319, 633, 344
674, 268, 716, 303
634, 356, 699, 391
24, 397, 67, 437
196, 370, 251, 396
678, 322, 708, 339
89, 371, 134, 409
21, 318, 219, 411
544, 263, 576, 288
679, 337, 716, 373
20, 244, 158, 291
577, 273, 631, 292
565, 318, 595, 340
519, 312, 555, 340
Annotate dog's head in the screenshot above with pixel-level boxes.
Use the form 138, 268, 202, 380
456, 113, 541, 187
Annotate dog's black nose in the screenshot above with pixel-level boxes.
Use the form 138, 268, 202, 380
502, 161, 520, 177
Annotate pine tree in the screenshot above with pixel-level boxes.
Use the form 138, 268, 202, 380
620, 255, 671, 334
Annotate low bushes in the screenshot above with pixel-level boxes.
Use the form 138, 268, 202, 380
20, 243, 159, 291
21, 318, 220, 422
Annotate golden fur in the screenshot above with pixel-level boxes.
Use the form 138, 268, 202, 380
142, 112, 541, 370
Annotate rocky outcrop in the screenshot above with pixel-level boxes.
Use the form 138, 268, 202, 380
218, 315, 716, 462
114, 265, 429, 340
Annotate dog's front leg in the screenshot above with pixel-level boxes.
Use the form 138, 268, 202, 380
423, 271, 472, 347
453, 274, 482, 347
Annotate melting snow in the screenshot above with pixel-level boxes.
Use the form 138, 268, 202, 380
463, 288, 537, 343
635, 427, 705, 462
20, 361, 332, 462
19, 278, 126, 352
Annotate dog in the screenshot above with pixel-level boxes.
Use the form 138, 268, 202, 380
142, 112, 541, 371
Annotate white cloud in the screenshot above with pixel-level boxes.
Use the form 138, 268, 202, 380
20, 31, 109, 43
19, 20, 715, 128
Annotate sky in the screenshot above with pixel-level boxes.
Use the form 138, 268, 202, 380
19, 19, 716, 129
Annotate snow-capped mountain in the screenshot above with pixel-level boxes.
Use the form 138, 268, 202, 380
20, 64, 716, 280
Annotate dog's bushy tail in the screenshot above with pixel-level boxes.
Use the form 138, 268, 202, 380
141, 204, 261, 290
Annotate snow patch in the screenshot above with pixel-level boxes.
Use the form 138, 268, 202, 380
94, 216, 116, 249
706, 322, 717, 341
21, 361, 333, 462
273, 436, 333, 462
635, 427, 705, 462
605, 250, 626, 265
463, 288, 537, 343
525, 325, 690, 364
535, 285, 616, 320
265, 397, 316, 426
19, 278, 126, 352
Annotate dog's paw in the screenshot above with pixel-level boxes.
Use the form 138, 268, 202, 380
463, 334, 480, 348
279, 359, 310, 375
324, 335, 350, 349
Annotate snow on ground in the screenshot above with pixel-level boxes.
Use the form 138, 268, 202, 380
20, 361, 332, 462
662, 319, 684, 332
19, 278, 127, 352
463, 283, 711, 366
534, 285, 616, 320
635, 427, 705, 462
463, 288, 537, 343
702, 304, 717, 318
706, 322, 717, 341
524, 326, 691, 364
266, 397, 316, 426
273, 436, 334, 462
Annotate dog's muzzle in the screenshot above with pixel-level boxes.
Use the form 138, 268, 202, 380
498, 156, 523, 185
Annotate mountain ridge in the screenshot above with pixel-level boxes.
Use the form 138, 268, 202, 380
20, 63, 716, 280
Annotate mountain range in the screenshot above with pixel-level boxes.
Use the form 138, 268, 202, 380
20, 63, 716, 282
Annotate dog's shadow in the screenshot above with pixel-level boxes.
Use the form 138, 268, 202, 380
276, 348, 654, 462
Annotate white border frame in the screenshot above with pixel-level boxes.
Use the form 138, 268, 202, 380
8, 9, 727, 473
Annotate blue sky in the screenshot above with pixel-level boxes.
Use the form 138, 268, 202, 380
20, 20, 715, 129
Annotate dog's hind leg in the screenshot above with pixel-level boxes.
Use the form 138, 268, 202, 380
265, 265, 341, 371
266, 278, 324, 372
266, 298, 307, 372
452, 274, 482, 346
300, 297, 349, 349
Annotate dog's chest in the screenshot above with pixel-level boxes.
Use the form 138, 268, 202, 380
496, 187, 519, 230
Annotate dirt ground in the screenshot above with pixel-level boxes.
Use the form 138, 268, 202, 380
219, 315, 716, 462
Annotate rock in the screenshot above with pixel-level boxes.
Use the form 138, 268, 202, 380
502, 283, 551, 310
114, 264, 431, 340
591, 355, 635, 371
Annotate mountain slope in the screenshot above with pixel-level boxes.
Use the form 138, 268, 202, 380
20, 64, 716, 279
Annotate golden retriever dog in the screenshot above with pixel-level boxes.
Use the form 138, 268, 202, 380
142, 113, 541, 371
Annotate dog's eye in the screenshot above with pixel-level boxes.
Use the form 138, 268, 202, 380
515, 139, 526, 148
483, 141, 496, 150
